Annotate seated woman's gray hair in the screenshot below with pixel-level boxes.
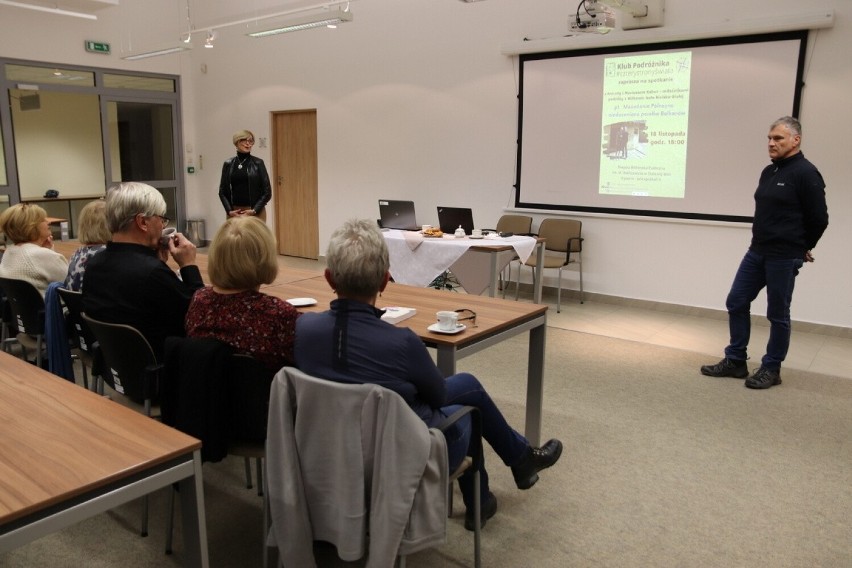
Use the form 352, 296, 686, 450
326, 219, 390, 298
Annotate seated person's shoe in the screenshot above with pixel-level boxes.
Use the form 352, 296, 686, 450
511, 439, 563, 490
745, 367, 781, 389
464, 492, 498, 531
700, 358, 748, 378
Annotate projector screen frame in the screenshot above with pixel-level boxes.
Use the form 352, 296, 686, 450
513, 30, 809, 224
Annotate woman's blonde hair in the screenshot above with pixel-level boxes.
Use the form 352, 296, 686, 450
232, 129, 255, 146
0, 203, 48, 244
208, 216, 278, 290
77, 199, 111, 245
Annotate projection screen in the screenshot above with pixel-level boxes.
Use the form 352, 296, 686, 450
515, 31, 808, 222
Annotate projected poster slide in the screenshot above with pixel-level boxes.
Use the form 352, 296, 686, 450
599, 51, 692, 199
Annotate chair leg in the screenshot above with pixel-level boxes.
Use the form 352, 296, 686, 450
80, 359, 89, 390
473, 470, 481, 568
514, 264, 521, 301
244, 457, 254, 489
141, 495, 149, 537
165, 488, 176, 554
557, 268, 562, 314
255, 457, 264, 497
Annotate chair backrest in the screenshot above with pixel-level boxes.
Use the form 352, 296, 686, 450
0, 277, 45, 336
266, 366, 448, 567
56, 288, 98, 357
537, 218, 582, 254
496, 214, 532, 236
81, 312, 160, 406
229, 353, 275, 443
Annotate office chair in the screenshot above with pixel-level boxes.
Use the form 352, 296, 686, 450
162, 338, 274, 555
491, 215, 533, 295
266, 366, 483, 568
56, 288, 100, 391
513, 218, 584, 311
0, 277, 46, 368
81, 312, 163, 538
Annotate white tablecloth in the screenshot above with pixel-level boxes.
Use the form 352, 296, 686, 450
382, 230, 537, 294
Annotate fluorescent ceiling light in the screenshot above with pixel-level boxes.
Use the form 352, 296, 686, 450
122, 45, 193, 61
0, 0, 97, 20
247, 8, 352, 38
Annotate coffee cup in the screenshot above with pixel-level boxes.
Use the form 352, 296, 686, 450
160, 227, 177, 249
471, 228, 482, 238
436, 310, 459, 331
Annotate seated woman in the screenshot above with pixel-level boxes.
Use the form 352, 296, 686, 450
0, 203, 68, 296
294, 219, 563, 531
64, 199, 111, 291
185, 216, 299, 372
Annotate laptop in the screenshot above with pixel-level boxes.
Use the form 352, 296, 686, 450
378, 199, 419, 231
436, 206, 475, 235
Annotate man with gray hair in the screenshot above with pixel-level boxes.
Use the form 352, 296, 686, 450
700, 116, 828, 389
83, 182, 203, 359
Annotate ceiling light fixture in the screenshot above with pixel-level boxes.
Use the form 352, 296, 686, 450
121, 45, 193, 61
204, 30, 216, 48
246, 8, 352, 38
0, 0, 98, 20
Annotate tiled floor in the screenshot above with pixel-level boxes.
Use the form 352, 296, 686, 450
277, 255, 852, 381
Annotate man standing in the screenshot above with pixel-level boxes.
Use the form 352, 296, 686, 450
83, 182, 203, 359
700, 116, 828, 389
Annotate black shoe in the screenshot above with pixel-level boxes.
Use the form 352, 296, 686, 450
511, 439, 563, 490
745, 367, 781, 389
464, 492, 497, 531
700, 358, 748, 378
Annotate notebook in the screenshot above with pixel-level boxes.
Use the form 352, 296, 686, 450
378, 199, 419, 231
436, 206, 475, 235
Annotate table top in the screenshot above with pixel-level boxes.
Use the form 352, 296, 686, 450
0, 351, 200, 526
264, 275, 547, 347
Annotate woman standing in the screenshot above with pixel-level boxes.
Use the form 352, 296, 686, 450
218, 129, 272, 222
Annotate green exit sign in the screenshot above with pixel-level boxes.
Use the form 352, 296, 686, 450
85, 41, 110, 54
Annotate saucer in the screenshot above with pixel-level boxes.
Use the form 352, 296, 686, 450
427, 323, 466, 335
286, 297, 317, 307
469, 235, 484, 239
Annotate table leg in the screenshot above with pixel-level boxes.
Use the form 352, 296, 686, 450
436, 345, 457, 377
533, 241, 545, 305
524, 322, 546, 446
179, 451, 210, 568
488, 251, 499, 298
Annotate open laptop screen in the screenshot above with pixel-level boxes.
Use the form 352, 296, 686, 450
378, 199, 418, 230
436, 206, 474, 235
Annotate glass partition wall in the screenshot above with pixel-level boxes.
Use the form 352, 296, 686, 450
0, 59, 183, 236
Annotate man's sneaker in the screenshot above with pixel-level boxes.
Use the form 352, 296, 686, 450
511, 439, 563, 490
745, 367, 782, 389
700, 358, 748, 378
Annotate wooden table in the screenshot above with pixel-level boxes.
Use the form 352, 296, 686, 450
0, 351, 209, 566
265, 276, 549, 445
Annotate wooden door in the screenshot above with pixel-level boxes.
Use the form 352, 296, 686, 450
273, 110, 318, 259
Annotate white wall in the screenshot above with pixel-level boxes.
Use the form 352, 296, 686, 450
0, 0, 848, 327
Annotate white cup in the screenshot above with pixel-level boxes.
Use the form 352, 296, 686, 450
160, 227, 177, 249
471, 228, 482, 238
436, 310, 458, 331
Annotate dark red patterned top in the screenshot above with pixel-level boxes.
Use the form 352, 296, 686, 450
186, 287, 300, 372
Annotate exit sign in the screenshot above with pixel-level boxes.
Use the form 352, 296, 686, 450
85, 41, 110, 54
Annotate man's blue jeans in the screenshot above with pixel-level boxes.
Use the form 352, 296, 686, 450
440, 372, 529, 511
724, 250, 803, 370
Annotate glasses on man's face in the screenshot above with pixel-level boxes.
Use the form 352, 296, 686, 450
454, 308, 477, 328
155, 214, 170, 225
